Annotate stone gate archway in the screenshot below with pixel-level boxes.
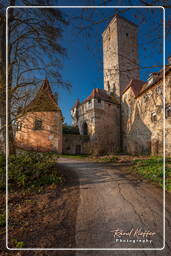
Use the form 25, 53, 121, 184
82, 122, 88, 135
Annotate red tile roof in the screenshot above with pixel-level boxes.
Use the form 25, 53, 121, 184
122, 79, 145, 97
87, 88, 120, 104
22, 79, 63, 117
72, 88, 119, 110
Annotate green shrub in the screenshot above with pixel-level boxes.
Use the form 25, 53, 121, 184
0, 213, 5, 227
133, 157, 171, 191
12, 239, 25, 248
0, 152, 62, 191
0, 153, 5, 190
16, 241, 24, 248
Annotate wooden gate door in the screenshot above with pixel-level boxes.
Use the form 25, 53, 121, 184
75, 145, 81, 155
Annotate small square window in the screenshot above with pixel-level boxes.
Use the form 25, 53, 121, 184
144, 94, 149, 102
34, 119, 43, 130
166, 106, 171, 118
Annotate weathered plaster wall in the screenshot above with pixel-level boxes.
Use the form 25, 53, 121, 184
63, 134, 90, 155
93, 101, 120, 154
121, 73, 171, 156
15, 111, 63, 153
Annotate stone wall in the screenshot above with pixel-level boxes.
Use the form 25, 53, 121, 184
122, 71, 171, 156
15, 111, 63, 153
71, 98, 120, 155
63, 134, 90, 155
93, 101, 120, 154
165, 70, 171, 156
102, 15, 139, 98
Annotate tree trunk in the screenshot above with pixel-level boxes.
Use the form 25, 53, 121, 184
0, 12, 16, 155
0, 17, 6, 154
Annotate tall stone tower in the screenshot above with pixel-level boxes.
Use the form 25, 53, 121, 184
102, 14, 139, 98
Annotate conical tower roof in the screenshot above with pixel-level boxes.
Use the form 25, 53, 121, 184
23, 79, 61, 113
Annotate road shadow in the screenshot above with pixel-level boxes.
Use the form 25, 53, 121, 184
59, 161, 144, 188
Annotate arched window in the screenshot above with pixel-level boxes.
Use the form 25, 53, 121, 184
82, 122, 88, 135
151, 112, 157, 122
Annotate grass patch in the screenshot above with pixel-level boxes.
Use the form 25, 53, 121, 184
61, 154, 119, 162
94, 155, 119, 163
133, 156, 171, 191
0, 152, 63, 191
62, 154, 89, 159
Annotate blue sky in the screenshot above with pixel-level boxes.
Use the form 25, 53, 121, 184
50, 4, 171, 124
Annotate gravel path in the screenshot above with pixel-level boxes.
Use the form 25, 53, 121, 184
58, 158, 171, 255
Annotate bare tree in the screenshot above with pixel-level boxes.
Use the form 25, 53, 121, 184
0, 0, 71, 155
67, 1, 170, 70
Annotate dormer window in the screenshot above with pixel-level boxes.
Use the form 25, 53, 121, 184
34, 119, 43, 130
166, 106, 171, 118
151, 112, 157, 122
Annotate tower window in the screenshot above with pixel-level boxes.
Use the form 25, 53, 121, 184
34, 119, 43, 130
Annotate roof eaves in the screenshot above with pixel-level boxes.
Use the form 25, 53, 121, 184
136, 66, 171, 98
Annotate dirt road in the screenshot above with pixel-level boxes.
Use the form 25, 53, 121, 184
58, 158, 171, 255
